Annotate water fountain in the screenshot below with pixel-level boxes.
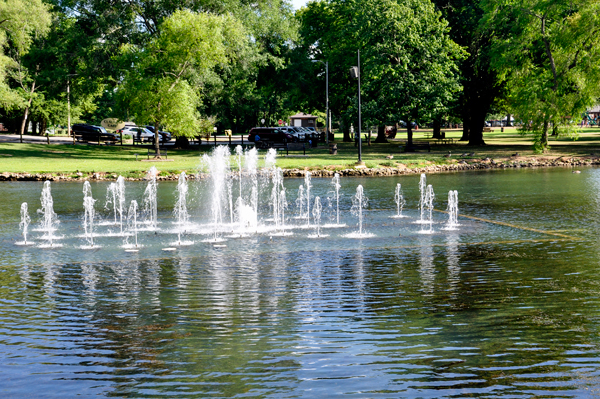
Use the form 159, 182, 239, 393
305, 172, 312, 227
271, 167, 284, 231
173, 171, 191, 246
349, 184, 371, 237
142, 166, 158, 230
418, 173, 427, 223
105, 176, 126, 234
310, 196, 325, 238
392, 183, 406, 218
38, 181, 59, 247
419, 184, 435, 234
124, 200, 139, 249
444, 190, 459, 230
82, 181, 96, 248
202, 146, 231, 241
296, 184, 306, 220
18, 202, 31, 245
240, 147, 259, 232
331, 173, 341, 225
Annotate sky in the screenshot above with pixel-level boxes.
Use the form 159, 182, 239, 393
291, 0, 309, 10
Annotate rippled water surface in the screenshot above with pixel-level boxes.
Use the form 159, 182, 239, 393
2, 167, 600, 397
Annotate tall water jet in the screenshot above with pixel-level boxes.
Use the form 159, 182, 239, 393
296, 184, 306, 220
19, 202, 31, 245
39, 181, 59, 246
82, 181, 96, 247
444, 190, 459, 230
105, 176, 125, 233
351, 185, 369, 236
270, 167, 284, 231
305, 172, 312, 227
420, 185, 435, 233
393, 183, 406, 218
332, 173, 341, 225
202, 146, 231, 240
142, 166, 158, 230
245, 147, 259, 225
265, 148, 277, 169
279, 187, 287, 234
125, 200, 139, 248
174, 172, 190, 245
235, 145, 243, 197
418, 173, 427, 223
312, 196, 322, 237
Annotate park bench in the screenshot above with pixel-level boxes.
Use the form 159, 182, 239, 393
483, 127, 494, 132
147, 148, 167, 159
435, 138, 456, 145
400, 140, 430, 152
285, 142, 306, 156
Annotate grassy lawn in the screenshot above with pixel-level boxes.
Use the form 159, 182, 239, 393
2, 127, 600, 176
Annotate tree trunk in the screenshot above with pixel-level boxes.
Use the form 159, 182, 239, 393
541, 119, 549, 152
461, 110, 470, 141
551, 121, 558, 136
32, 120, 38, 136
406, 121, 414, 149
374, 125, 388, 143
468, 111, 487, 146
342, 121, 351, 142
154, 122, 160, 156
432, 119, 442, 139
19, 81, 36, 143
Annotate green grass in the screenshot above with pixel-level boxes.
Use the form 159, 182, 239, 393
2, 127, 600, 176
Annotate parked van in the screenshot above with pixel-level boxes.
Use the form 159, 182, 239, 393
247, 127, 295, 148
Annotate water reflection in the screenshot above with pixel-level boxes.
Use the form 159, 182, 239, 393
1, 169, 600, 397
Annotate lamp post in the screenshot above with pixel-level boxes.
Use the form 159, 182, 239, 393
350, 50, 363, 165
312, 59, 329, 145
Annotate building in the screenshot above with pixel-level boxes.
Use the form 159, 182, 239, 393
289, 112, 318, 128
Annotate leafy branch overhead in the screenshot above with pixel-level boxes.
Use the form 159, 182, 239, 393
117, 10, 250, 140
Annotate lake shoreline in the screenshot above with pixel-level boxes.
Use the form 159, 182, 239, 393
1, 155, 597, 182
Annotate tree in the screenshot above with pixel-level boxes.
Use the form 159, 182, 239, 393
0, 0, 51, 114
432, 0, 504, 145
117, 10, 249, 154
297, 0, 464, 146
49, 0, 298, 133
482, 0, 600, 152
358, 0, 465, 145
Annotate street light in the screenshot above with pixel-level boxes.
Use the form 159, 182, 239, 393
312, 59, 329, 145
349, 50, 363, 165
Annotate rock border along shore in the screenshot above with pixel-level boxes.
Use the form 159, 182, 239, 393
1, 156, 598, 182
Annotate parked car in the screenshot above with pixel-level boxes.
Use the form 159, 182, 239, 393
247, 127, 295, 148
281, 126, 305, 141
145, 125, 172, 142
71, 124, 120, 142
119, 126, 165, 143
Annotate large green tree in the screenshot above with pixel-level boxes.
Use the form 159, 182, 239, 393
298, 0, 464, 146
482, 0, 600, 152
0, 0, 51, 110
49, 0, 297, 133
431, 0, 504, 145
117, 10, 249, 153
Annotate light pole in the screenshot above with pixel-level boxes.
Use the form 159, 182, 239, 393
350, 50, 363, 165
312, 59, 329, 145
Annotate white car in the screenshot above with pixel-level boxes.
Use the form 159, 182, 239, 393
120, 126, 164, 142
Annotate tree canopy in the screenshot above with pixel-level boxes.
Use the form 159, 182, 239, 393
483, 0, 600, 151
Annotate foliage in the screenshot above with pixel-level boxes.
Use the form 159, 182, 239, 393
0, 0, 51, 109
431, 0, 505, 145
117, 10, 249, 143
298, 0, 464, 144
482, 0, 600, 152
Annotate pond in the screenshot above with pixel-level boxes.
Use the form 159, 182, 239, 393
1, 164, 600, 398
